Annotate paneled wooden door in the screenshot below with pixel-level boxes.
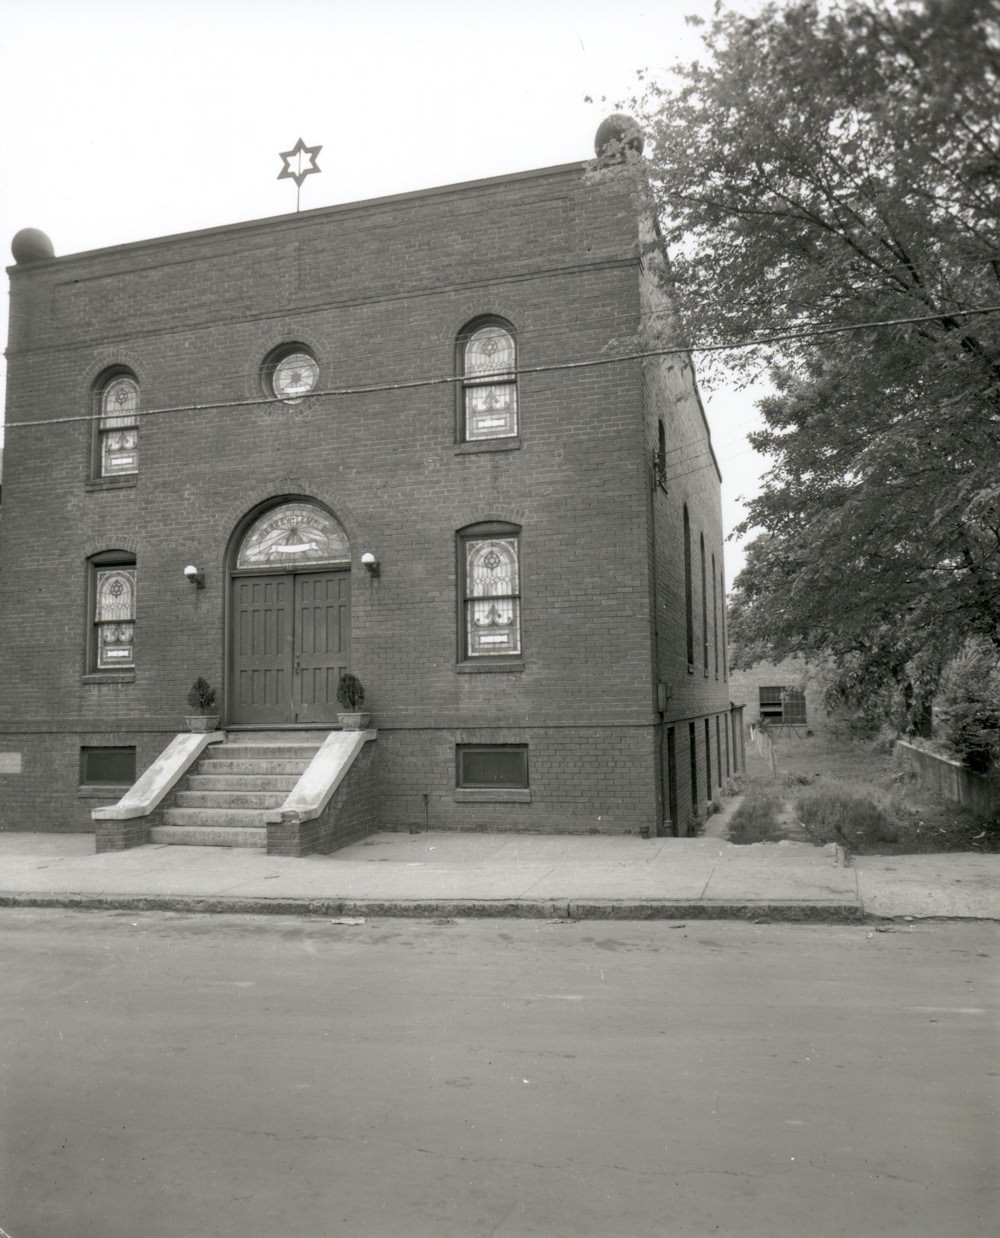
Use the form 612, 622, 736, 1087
230, 571, 350, 725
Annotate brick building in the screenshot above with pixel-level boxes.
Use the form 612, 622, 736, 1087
0, 120, 740, 848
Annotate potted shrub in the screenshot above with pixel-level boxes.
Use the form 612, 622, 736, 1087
185, 677, 220, 732
336, 672, 371, 730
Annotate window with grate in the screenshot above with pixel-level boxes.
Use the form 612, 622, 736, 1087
456, 745, 529, 788
458, 319, 518, 441
80, 746, 136, 786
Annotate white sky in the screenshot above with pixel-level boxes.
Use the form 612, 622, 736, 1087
0, 0, 768, 580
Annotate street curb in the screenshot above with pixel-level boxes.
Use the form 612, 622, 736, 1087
0, 891, 866, 922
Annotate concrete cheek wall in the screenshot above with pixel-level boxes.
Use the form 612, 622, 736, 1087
268, 740, 379, 856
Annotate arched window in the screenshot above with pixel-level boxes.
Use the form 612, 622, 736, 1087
458, 320, 518, 442
97, 373, 139, 477
90, 551, 136, 671
458, 522, 522, 658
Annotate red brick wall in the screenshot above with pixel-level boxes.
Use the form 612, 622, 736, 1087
1, 162, 727, 836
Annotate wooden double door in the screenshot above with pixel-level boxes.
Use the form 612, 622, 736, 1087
230, 571, 350, 725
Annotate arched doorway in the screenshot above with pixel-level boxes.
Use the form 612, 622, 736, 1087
228, 501, 351, 725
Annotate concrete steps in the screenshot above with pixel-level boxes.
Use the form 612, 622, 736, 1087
151, 734, 325, 848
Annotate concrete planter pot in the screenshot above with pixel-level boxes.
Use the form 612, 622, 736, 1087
337, 712, 371, 731
185, 715, 221, 732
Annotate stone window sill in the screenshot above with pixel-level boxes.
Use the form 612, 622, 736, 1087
454, 788, 531, 803
85, 475, 138, 492
455, 660, 525, 674
82, 672, 136, 685
454, 438, 521, 456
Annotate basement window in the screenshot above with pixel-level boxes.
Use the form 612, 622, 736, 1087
80, 746, 136, 787
456, 744, 529, 789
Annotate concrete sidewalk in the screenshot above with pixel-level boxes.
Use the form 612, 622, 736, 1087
0, 830, 997, 921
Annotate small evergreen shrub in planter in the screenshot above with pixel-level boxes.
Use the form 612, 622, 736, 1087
185, 677, 220, 732
336, 673, 371, 729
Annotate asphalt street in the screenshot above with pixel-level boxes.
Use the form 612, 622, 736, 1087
2, 911, 997, 1238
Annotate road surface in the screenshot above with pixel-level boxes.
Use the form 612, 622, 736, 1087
2, 911, 997, 1237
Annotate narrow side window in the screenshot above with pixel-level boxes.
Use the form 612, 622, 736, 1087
90, 553, 136, 672
97, 374, 139, 477
459, 320, 518, 442
458, 523, 522, 659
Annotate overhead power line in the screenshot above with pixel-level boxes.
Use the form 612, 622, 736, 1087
5, 304, 999, 431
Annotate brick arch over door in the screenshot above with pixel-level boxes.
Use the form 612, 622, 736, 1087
226, 499, 352, 726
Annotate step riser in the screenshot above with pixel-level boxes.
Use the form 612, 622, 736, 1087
151, 826, 267, 849
162, 808, 273, 828
203, 746, 321, 762
175, 791, 287, 810
186, 775, 300, 792
195, 760, 314, 776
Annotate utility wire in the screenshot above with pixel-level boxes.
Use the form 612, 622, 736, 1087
5, 304, 999, 431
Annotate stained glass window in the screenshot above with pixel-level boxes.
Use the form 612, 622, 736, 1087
99, 376, 139, 476
462, 323, 517, 441
464, 536, 521, 656
272, 352, 319, 402
95, 566, 135, 669
237, 502, 350, 569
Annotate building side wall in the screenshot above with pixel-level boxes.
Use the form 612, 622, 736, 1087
637, 219, 734, 831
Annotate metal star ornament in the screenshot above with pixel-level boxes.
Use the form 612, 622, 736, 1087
277, 138, 322, 210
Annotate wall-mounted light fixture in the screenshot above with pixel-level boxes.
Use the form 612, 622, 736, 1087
183, 564, 205, 589
360, 552, 380, 577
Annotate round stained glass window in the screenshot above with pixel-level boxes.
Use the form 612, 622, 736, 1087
272, 352, 319, 402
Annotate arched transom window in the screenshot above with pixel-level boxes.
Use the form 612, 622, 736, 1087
460, 321, 518, 442
236, 503, 350, 570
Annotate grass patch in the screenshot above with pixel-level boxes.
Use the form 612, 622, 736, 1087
794, 787, 899, 853
728, 737, 1000, 854
727, 789, 786, 845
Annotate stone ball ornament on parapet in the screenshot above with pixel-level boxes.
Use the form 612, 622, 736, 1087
11, 227, 55, 264
594, 114, 645, 159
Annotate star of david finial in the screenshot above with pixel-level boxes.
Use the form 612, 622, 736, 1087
277, 138, 322, 210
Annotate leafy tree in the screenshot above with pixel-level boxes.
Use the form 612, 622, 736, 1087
629, 0, 1000, 720
935, 638, 1000, 772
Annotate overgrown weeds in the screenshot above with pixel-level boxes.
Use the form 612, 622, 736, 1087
727, 789, 785, 845
727, 737, 1000, 853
